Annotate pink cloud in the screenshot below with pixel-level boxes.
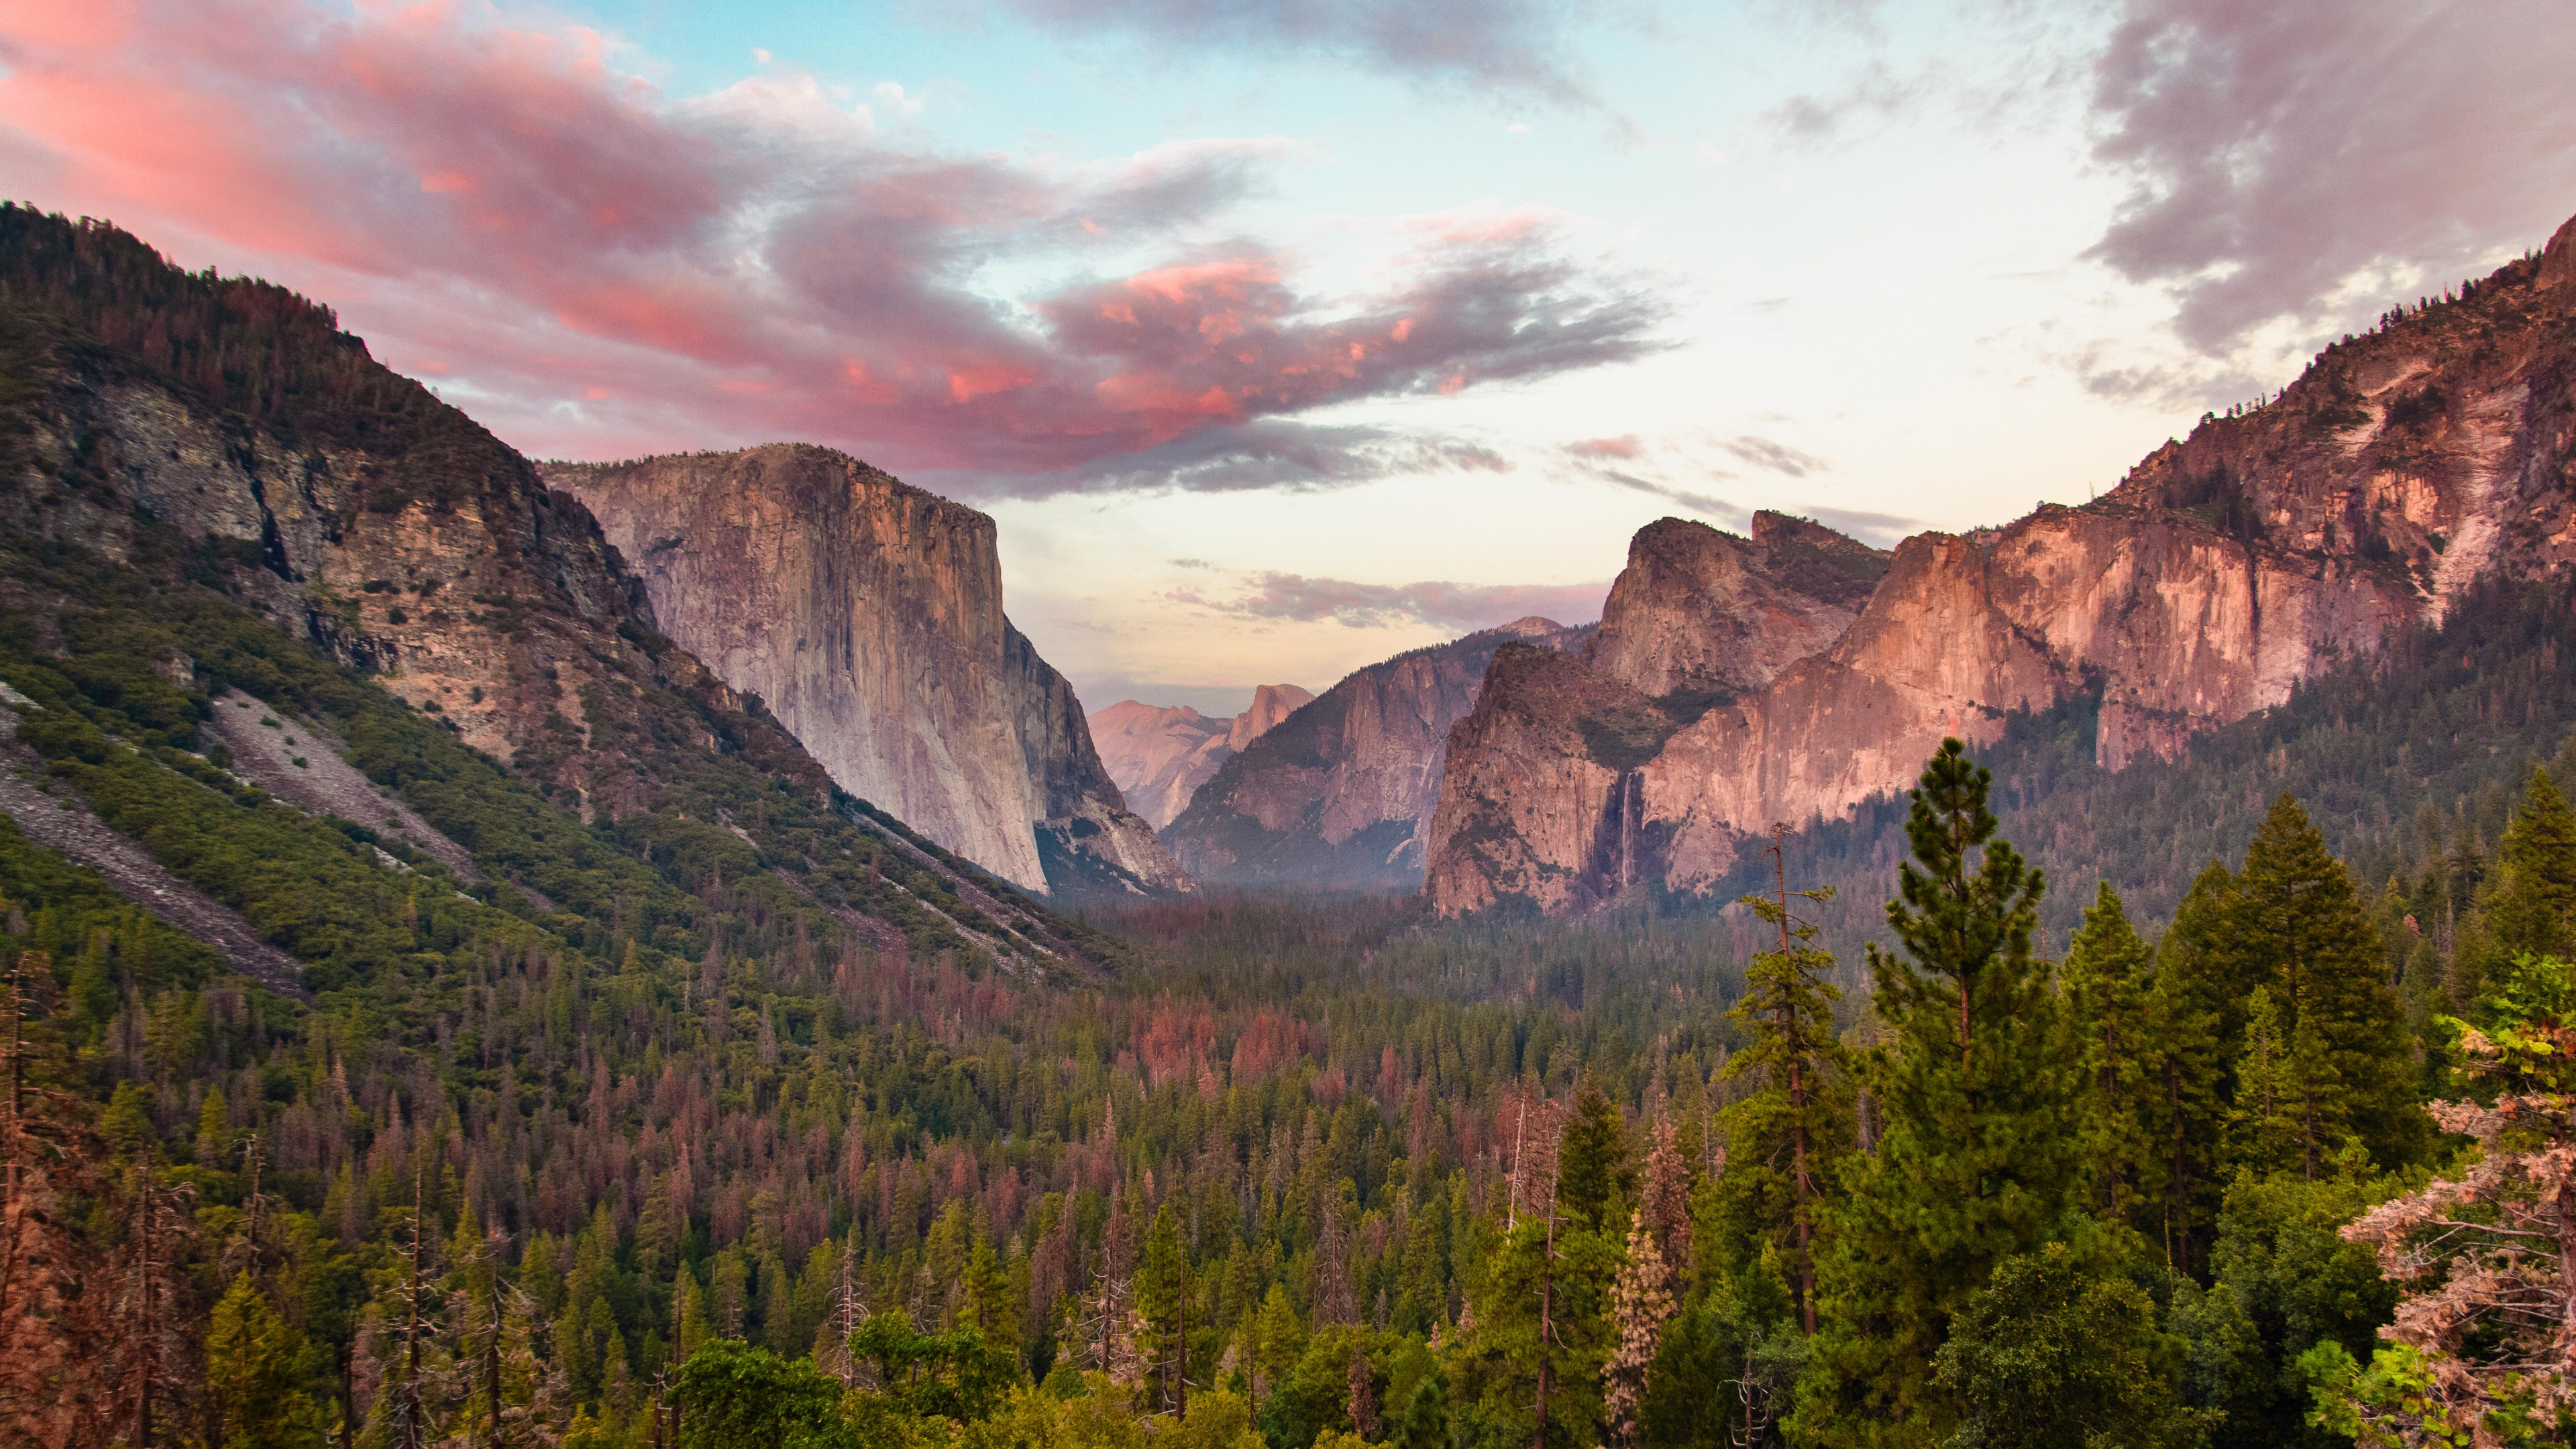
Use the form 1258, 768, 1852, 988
0, 0, 1668, 495
1568, 434, 1640, 458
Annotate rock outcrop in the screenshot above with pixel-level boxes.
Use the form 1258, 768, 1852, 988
1165, 617, 1591, 890
1426, 211, 2576, 914
547, 445, 1191, 899
1426, 519, 1890, 914
1585, 513, 1888, 700
1090, 684, 1314, 830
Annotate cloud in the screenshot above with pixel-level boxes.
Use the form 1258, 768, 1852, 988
0, 0, 1670, 496
2086, 0, 2576, 352
1590, 468, 1738, 518
1566, 434, 1642, 459
1792, 504, 1915, 547
979, 0, 1605, 108
1717, 434, 1825, 477
1206, 572, 1609, 631
1765, 60, 1935, 145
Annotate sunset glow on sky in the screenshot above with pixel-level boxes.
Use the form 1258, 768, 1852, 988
3, 0, 2570, 714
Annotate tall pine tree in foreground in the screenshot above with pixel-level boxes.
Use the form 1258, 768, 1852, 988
1792, 739, 2076, 1449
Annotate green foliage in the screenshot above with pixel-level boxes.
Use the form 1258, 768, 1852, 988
2064, 883, 2160, 1228
1721, 873, 1854, 1329
672, 1339, 855, 1449
2148, 865, 2245, 1277
849, 1310, 1018, 1425
1932, 1242, 2211, 1449
1798, 739, 2078, 1448
2483, 769, 2576, 963
2226, 796, 2424, 1172
2174, 1169, 2411, 1449
205, 1272, 325, 1449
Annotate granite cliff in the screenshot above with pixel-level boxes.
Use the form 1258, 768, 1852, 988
1165, 616, 1592, 889
1426, 209, 2576, 915
547, 445, 1191, 900
1090, 683, 1314, 830
0, 207, 1129, 967
1425, 517, 1890, 914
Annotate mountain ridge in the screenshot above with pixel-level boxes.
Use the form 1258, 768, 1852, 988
1425, 207, 2576, 915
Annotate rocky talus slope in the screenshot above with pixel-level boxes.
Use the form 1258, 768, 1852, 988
547, 445, 1191, 900
1427, 210, 2576, 915
1089, 683, 1313, 830
1164, 616, 1592, 890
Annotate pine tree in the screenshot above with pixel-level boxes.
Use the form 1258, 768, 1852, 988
2063, 883, 2157, 1225
1137, 1204, 1187, 1413
1244, 1284, 1302, 1422
1461, 1097, 1619, 1449
2146, 863, 2238, 1277
1636, 1112, 1691, 1291
2225, 987, 2302, 1175
205, 1271, 321, 1449
1721, 843, 1852, 1332
2226, 794, 2422, 1168
1794, 739, 2078, 1448
2481, 767, 2576, 963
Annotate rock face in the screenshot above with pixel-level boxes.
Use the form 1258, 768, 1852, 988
547, 445, 1191, 899
1089, 683, 1315, 830
1585, 513, 1888, 700
1426, 519, 1890, 914
1165, 617, 1592, 890
1427, 213, 2576, 914
4, 321, 696, 822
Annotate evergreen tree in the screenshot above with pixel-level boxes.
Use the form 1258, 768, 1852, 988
1556, 1083, 1633, 1234
1932, 1242, 2208, 1449
205, 1271, 322, 1449
2225, 795, 2422, 1169
1718, 853, 1853, 1332
2480, 767, 2576, 964
1137, 1204, 1188, 1413
1793, 739, 2077, 1448
2224, 988, 2306, 1177
2147, 863, 2239, 1277
2063, 883, 2158, 1226
1244, 1284, 1303, 1423
1458, 1099, 1622, 1449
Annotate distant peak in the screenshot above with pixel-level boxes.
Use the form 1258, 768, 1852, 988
1493, 615, 1570, 637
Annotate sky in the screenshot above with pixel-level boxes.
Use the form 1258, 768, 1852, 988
2, 0, 2572, 716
